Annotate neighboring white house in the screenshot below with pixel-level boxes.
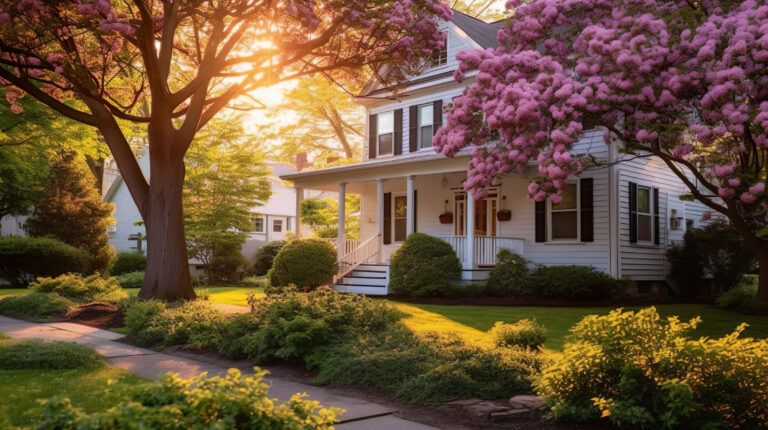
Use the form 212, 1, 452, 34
103, 152, 318, 270
280, 10, 715, 296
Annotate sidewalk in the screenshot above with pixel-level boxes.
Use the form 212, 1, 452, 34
0, 315, 437, 429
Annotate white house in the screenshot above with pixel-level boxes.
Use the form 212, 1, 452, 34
280, 10, 714, 296
103, 152, 314, 268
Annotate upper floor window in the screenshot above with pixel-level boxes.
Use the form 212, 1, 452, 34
419, 104, 434, 149
273, 219, 283, 233
378, 112, 394, 156
428, 33, 448, 68
549, 183, 579, 241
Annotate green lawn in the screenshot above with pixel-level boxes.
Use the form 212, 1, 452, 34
389, 302, 768, 350
0, 367, 146, 427
0, 288, 29, 297
123, 286, 264, 306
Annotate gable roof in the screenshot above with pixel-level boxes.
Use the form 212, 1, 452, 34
450, 10, 504, 49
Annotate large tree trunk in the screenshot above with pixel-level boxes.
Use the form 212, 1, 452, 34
754, 246, 768, 301
137, 141, 195, 300
728, 212, 768, 300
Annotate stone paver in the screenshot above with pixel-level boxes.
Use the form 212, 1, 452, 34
0, 315, 437, 429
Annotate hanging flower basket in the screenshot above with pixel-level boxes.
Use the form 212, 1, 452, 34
439, 212, 454, 224
497, 209, 512, 222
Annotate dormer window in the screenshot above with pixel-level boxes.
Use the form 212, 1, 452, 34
377, 112, 394, 156
428, 33, 448, 68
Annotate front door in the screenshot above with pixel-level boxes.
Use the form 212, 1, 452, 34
454, 189, 499, 237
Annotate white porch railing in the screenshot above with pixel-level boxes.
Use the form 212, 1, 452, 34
434, 235, 525, 266
336, 234, 381, 280
322, 238, 361, 256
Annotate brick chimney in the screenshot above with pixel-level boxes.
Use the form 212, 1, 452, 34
295, 152, 309, 171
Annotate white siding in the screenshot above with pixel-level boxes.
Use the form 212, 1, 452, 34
0, 214, 28, 237
616, 152, 715, 281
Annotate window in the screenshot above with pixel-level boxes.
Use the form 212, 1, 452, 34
550, 183, 579, 240
393, 195, 407, 242
636, 186, 652, 242
107, 225, 117, 234
377, 112, 394, 156
252, 217, 264, 233
428, 33, 448, 68
273, 219, 283, 233
419, 104, 434, 149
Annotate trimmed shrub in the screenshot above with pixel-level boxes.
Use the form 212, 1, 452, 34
110, 252, 146, 276
536, 308, 768, 428
0, 338, 105, 369
268, 238, 337, 290
0, 292, 73, 321
308, 325, 544, 405
667, 220, 755, 296
115, 271, 144, 289
490, 319, 546, 349
529, 265, 619, 300
389, 233, 462, 297
31, 273, 128, 304
37, 369, 340, 429
252, 240, 287, 276
486, 249, 531, 296
715, 275, 768, 314
0, 236, 89, 287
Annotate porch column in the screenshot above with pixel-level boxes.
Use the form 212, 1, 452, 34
465, 192, 475, 269
376, 179, 384, 263
338, 182, 346, 261
295, 187, 304, 239
406, 175, 415, 236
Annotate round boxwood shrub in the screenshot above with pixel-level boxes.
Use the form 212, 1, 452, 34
268, 238, 337, 290
388, 233, 462, 297
110, 252, 147, 276
0, 236, 90, 287
486, 249, 531, 296
251, 240, 287, 276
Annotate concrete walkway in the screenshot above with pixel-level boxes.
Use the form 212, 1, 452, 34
0, 315, 437, 429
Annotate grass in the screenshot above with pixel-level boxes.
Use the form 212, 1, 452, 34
0, 288, 29, 297
388, 302, 768, 350
124, 285, 264, 306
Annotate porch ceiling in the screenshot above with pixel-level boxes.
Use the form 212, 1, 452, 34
281, 151, 473, 189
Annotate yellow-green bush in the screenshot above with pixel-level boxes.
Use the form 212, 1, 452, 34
536, 307, 768, 428
32, 273, 128, 304
490, 319, 546, 349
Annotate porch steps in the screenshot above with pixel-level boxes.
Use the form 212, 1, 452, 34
334, 264, 389, 296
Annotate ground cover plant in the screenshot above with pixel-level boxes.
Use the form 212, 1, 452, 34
0, 292, 73, 322
536, 308, 768, 428
121, 289, 547, 405
32, 273, 128, 304
0, 336, 105, 370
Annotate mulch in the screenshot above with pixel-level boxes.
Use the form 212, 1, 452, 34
64, 302, 124, 328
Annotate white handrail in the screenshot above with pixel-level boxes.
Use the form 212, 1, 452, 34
336, 234, 381, 281
433, 235, 524, 266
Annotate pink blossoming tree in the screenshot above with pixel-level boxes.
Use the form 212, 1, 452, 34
434, 0, 768, 299
0, 0, 450, 299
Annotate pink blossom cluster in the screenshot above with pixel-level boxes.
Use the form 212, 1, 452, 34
434, 0, 768, 224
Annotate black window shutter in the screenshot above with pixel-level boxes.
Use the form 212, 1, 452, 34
629, 182, 637, 244
535, 200, 546, 242
383, 192, 392, 245
368, 114, 377, 160
394, 109, 403, 156
653, 187, 660, 245
432, 99, 443, 140
413, 190, 418, 233
580, 178, 594, 242
409, 105, 418, 152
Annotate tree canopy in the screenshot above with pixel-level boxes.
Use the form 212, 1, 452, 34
0, 0, 451, 299
434, 0, 768, 298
